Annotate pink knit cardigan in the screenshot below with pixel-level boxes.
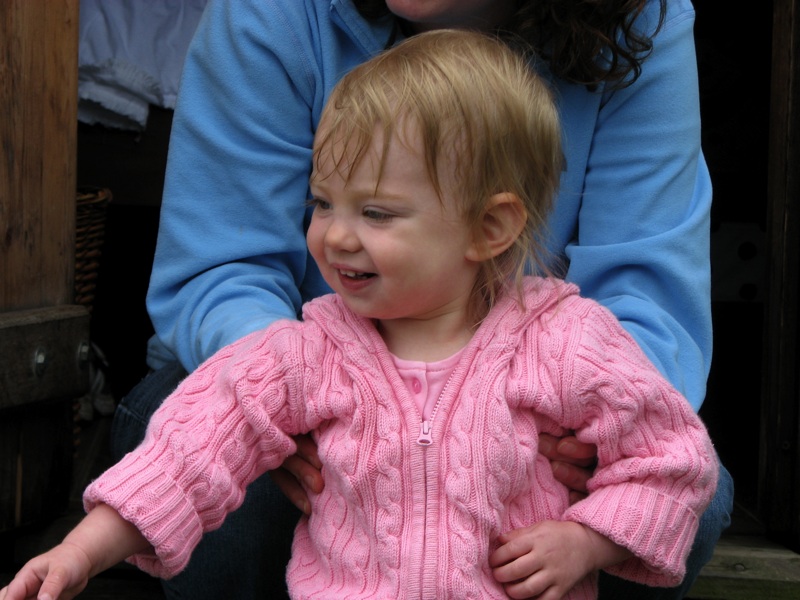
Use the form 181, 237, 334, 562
85, 277, 718, 599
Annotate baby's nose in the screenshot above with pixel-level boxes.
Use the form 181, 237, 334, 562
324, 218, 361, 252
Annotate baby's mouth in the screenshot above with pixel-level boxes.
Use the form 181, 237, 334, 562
339, 269, 375, 280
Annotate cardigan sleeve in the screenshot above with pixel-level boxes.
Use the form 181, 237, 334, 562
551, 301, 718, 587
83, 320, 324, 579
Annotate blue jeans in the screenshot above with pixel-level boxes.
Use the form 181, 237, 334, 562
111, 361, 734, 600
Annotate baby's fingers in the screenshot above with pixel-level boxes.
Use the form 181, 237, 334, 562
492, 553, 539, 585
489, 527, 535, 570
493, 562, 554, 600
491, 540, 539, 585
2, 561, 88, 600
37, 563, 88, 600
0, 569, 45, 600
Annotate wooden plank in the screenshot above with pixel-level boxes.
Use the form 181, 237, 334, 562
760, 0, 800, 550
41, 1, 80, 307
0, 305, 90, 410
689, 535, 800, 599
0, 0, 79, 311
0, 2, 29, 308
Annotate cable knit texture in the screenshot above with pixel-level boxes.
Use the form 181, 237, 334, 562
84, 277, 718, 599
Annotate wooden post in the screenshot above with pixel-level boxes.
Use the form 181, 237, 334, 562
0, 0, 87, 533
0, 0, 79, 310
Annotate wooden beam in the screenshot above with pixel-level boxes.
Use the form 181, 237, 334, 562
689, 536, 800, 599
760, 0, 800, 551
0, 306, 90, 409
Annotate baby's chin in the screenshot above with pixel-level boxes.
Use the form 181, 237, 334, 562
334, 295, 399, 323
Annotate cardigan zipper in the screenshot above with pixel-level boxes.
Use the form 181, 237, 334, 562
415, 370, 454, 598
413, 367, 459, 597
417, 419, 434, 445
415, 370, 456, 446
416, 388, 444, 446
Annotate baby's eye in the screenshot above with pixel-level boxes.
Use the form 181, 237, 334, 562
308, 197, 332, 211
363, 208, 393, 222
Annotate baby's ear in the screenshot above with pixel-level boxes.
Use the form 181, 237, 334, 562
465, 193, 526, 262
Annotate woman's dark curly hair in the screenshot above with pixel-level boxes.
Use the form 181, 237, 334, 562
352, 0, 667, 89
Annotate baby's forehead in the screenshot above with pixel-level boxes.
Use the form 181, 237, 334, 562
315, 106, 421, 146
313, 113, 427, 165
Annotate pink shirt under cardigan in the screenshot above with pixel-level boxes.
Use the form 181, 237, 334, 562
393, 350, 463, 421
85, 277, 718, 599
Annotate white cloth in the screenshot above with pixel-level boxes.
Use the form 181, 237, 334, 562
78, 0, 207, 130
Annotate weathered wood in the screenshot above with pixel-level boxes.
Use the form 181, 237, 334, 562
0, 0, 79, 311
0, 0, 84, 538
0, 305, 90, 410
760, 0, 800, 551
689, 535, 800, 599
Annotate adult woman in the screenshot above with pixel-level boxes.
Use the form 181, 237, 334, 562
111, 1, 732, 598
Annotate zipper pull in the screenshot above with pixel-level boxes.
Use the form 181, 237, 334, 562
417, 420, 433, 446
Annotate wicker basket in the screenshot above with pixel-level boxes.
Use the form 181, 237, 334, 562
74, 187, 111, 310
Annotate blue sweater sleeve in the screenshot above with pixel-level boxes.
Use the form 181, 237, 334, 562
146, 0, 374, 371
555, 0, 712, 410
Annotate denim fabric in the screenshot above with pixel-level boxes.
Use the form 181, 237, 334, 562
110, 362, 187, 461
111, 362, 733, 600
159, 474, 298, 600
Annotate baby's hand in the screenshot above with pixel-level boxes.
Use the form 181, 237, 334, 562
0, 542, 93, 600
489, 520, 630, 600
1, 504, 149, 600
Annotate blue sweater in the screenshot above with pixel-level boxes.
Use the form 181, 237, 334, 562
146, 0, 712, 410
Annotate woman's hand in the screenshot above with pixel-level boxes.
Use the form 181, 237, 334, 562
538, 432, 597, 504
269, 433, 325, 515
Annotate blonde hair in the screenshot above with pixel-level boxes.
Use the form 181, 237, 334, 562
313, 29, 563, 321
